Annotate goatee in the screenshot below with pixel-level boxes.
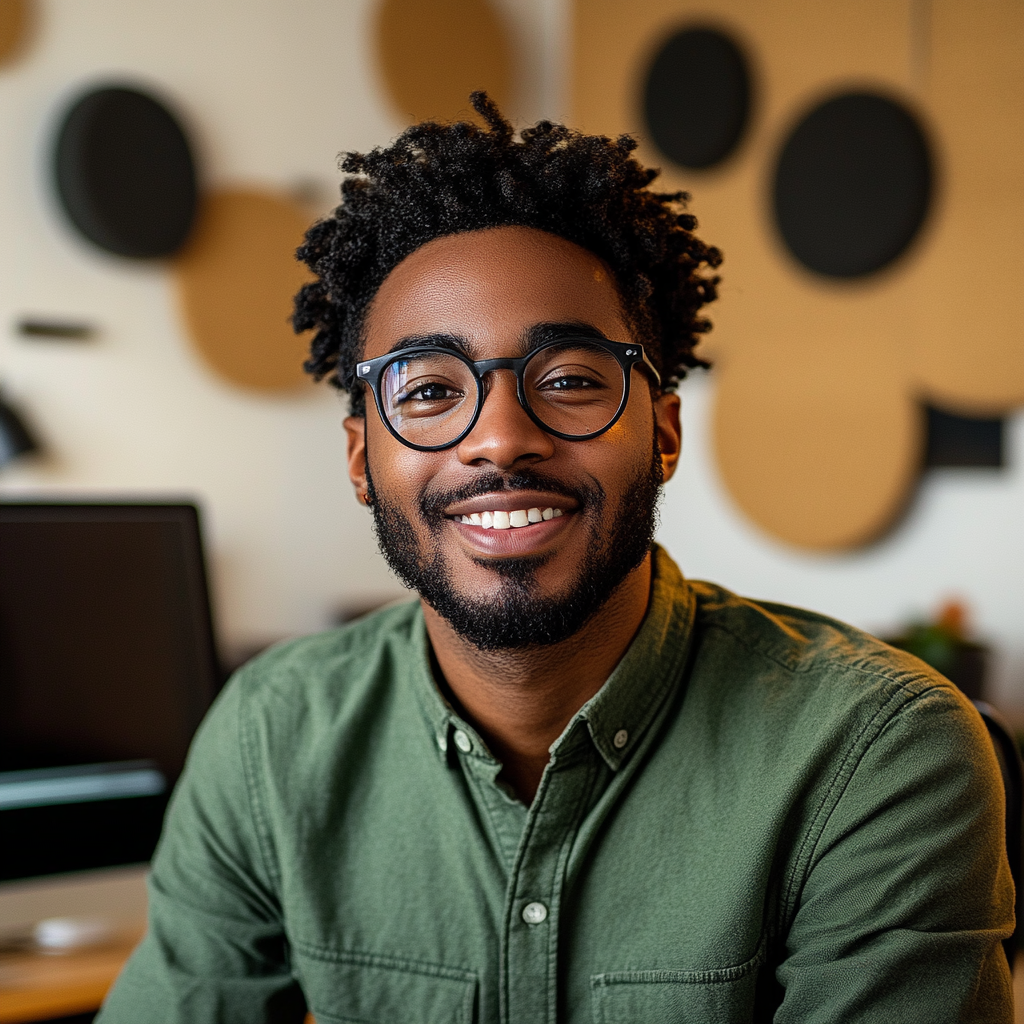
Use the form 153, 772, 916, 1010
366, 439, 663, 650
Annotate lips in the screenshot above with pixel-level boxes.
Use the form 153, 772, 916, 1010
443, 489, 578, 554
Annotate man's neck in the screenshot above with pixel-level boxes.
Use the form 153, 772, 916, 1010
422, 552, 654, 805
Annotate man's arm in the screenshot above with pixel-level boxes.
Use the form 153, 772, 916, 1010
775, 684, 1014, 1022
96, 674, 306, 1024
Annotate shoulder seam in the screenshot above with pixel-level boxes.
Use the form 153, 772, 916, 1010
700, 617, 936, 690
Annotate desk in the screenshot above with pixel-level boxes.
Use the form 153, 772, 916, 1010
0, 919, 313, 1024
0, 928, 141, 1023
0, 933, 316, 1024
0, 866, 147, 1023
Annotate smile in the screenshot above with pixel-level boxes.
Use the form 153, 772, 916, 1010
456, 507, 565, 530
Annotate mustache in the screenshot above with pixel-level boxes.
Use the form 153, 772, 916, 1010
419, 469, 604, 522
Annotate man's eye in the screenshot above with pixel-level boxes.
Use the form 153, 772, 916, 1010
399, 382, 460, 403
539, 374, 601, 391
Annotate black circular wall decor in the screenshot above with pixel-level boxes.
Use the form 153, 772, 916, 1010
773, 92, 932, 278
54, 86, 198, 259
642, 26, 751, 170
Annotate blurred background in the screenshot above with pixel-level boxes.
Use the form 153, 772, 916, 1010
0, 0, 1020, 703
0, 0, 1021, 1017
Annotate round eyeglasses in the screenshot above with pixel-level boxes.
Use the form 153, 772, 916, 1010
355, 336, 661, 452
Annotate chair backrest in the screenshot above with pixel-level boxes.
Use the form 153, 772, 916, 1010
972, 700, 1023, 965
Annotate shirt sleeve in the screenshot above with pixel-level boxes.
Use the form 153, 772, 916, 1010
95, 672, 306, 1024
774, 683, 1015, 1023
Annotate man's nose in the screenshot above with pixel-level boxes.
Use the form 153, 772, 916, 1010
455, 370, 555, 468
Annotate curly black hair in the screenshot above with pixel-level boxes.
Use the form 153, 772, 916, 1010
293, 92, 721, 416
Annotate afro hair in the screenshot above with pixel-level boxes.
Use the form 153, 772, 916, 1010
293, 92, 721, 416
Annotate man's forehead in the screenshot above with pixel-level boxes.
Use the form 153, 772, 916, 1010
361, 226, 629, 358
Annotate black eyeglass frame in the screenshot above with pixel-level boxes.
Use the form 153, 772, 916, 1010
355, 336, 662, 452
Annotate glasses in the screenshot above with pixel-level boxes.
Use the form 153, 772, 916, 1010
355, 336, 661, 452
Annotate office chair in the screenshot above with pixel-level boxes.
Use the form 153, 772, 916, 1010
972, 700, 1024, 967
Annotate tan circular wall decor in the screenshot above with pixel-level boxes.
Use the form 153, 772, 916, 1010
173, 188, 314, 394
573, 0, 1024, 551
0, 0, 33, 68
374, 0, 512, 123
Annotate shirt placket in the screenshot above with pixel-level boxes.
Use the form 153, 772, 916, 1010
500, 738, 600, 1024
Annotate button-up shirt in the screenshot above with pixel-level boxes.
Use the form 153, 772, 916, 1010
98, 546, 1013, 1023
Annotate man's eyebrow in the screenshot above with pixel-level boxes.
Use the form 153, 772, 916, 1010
387, 333, 472, 356
385, 323, 610, 359
520, 322, 610, 353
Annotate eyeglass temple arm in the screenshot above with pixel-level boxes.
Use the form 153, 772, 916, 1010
630, 347, 662, 387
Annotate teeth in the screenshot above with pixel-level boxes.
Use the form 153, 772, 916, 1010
457, 507, 567, 529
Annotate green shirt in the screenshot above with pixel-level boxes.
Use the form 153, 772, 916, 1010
98, 546, 1014, 1023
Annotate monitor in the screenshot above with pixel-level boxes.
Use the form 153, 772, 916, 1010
0, 502, 220, 881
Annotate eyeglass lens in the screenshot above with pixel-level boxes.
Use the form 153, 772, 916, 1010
380, 341, 627, 448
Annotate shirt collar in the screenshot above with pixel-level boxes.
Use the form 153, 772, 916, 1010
558, 545, 695, 770
408, 544, 696, 770
406, 611, 456, 762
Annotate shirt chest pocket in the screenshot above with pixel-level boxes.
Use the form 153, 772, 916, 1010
294, 946, 477, 1024
591, 948, 764, 1024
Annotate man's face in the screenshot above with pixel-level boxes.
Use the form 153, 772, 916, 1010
347, 226, 681, 649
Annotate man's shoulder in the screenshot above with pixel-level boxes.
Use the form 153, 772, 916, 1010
674, 581, 995, 874
685, 578, 966, 720
225, 598, 423, 715
165, 599, 430, 852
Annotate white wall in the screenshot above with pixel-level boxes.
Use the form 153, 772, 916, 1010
0, 0, 1020, 708
0, 0, 564, 659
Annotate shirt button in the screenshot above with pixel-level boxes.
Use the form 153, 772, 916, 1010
613, 729, 629, 749
522, 901, 548, 925
453, 730, 472, 753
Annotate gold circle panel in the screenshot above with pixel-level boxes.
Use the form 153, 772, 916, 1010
173, 188, 314, 394
374, 0, 512, 123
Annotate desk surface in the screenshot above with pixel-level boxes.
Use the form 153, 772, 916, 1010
0, 928, 141, 1024
0, 930, 317, 1024
0, 866, 149, 1023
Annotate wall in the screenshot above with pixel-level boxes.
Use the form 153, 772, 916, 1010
572, 0, 1024, 708
662, 377, 1024, 709
0, 0, 1020, 710
0, 0, 565, 660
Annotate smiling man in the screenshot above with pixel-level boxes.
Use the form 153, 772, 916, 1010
99, 96, 1013, 1023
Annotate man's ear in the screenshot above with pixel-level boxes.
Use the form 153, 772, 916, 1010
654, 391, 682, 483
344, 416, 370, 505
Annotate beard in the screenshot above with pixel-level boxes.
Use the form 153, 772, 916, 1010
365, 435, 663, 651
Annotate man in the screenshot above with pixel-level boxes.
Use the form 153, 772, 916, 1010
99, 95, 1013, 1022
